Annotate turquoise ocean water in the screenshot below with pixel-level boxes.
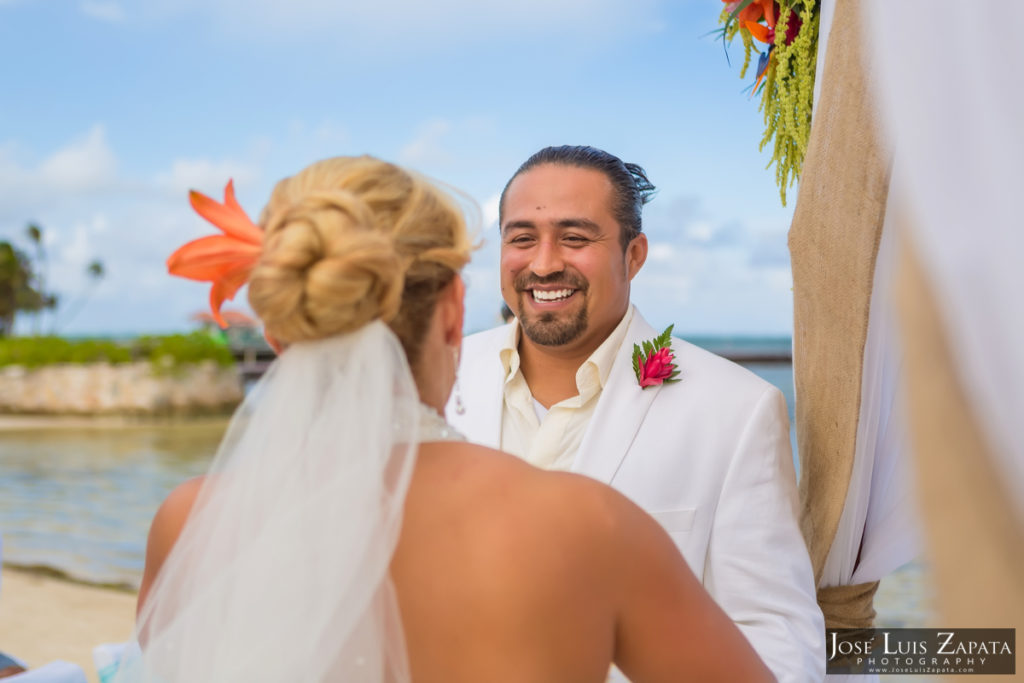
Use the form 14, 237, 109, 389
0, 337, 792, 587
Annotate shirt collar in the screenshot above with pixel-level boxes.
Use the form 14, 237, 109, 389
499, 321, 521, 384
585, 305, 634, 389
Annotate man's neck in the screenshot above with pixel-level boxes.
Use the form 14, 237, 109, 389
518, 341, 593, 409
516, 311, 627, 408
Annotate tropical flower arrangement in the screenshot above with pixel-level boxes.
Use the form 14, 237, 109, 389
716, 0, 819, 205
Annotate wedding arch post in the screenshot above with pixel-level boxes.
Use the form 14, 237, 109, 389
789, 0, 898, 632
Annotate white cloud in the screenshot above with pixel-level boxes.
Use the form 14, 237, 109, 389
481, 193, 500, 228
155, 158, 261, 197
685, 221, 714, 243
91, 213, 111, 234
283, 119, 350, 149
647, 242, 677, 263
762, 267, 793, 293
632, 244, 793, 334
0, 126, 118, 223
58, 221, 96, 274
399, 120, 453, 168
749, 231, 791, 267
80, 0, 125, 23
38, 125, 117, 191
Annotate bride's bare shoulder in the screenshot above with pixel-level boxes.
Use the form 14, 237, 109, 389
412, 441, 631, 548
138, 475, 206, 612
417, 441, 606, 494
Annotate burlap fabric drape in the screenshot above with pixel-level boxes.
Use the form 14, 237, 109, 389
789, 0, 889, 627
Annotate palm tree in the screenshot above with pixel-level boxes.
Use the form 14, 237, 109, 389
25, 222, 47, 333
0, 241, 54, 337
55, 259, 106, 332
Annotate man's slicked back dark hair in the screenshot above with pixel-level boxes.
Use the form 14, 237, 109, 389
499, 145, 657, 250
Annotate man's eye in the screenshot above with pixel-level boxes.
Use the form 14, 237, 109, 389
564, 235, 589, 244
508, 236, 534, 244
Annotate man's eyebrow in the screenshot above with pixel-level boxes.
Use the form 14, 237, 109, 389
501, 219, 536, 232
554, 218, 601, 233
501, 218, 602, 233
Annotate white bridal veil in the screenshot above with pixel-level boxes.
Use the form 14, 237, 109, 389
113, 322, 420, 682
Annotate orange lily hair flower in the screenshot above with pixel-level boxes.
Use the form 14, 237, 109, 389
167, 180, 263, 328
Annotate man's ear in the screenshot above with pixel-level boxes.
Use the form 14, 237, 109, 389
625, 233, 648, 280
442, 273, 465, 348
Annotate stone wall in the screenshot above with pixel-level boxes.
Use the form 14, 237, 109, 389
0, 361, 243, 415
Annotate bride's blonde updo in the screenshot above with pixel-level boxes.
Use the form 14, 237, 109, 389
248, 156, 472, 365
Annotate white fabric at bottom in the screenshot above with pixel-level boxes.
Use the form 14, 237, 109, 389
6, 662, 87, 683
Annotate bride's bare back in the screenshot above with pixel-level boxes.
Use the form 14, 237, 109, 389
392, 441, 773, 683
140, 441, 773, 682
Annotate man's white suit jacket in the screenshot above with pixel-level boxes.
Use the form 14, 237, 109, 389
447, 307, 825, 682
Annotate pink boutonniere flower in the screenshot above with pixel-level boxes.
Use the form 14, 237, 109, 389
632, 325, 681, 389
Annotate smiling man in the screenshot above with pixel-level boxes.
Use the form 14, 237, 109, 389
448, 146, 824, 680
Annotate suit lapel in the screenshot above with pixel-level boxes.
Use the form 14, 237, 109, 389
573, 310, 663, 483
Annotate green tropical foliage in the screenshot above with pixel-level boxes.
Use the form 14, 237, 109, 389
0, 333, 234, 370
0, 240, 57, 337
2, 222, 109, 335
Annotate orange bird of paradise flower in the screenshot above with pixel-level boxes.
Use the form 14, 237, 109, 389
723, 0, 788, 96
167, 180, 263, 328
723, 0, 776, 29
727, 0, 776, 28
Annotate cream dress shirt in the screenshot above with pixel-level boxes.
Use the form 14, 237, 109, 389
499, 307, 634, 470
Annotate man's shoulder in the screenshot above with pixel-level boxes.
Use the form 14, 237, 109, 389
462, 323, 514, 358
669, 336, 777, 397
464, 322, 513, 345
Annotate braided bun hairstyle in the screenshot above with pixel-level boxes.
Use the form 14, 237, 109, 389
248, 156, 472, 365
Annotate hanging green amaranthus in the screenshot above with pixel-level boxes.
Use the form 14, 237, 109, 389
716, 0, 820, 205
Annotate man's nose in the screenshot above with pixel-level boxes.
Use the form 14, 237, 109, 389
529, 239, 564, 277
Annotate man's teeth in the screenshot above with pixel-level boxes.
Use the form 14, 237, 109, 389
532, 289, 575, 302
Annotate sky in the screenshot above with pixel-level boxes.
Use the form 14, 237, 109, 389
0, 0, 797, 338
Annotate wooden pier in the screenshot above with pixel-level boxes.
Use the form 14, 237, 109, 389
229, 344, 791, 383
230, 344, 277, 382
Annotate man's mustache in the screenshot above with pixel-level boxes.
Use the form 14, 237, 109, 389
514, 270, 588, 292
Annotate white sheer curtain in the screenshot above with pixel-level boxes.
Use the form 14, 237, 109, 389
863, 0, 1024, 523
818, 185, 919, 595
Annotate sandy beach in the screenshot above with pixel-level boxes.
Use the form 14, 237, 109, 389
0, 414, 231, 432
0, 566, 137, 681
0, 416, 140, 432
0, 562, 934, 682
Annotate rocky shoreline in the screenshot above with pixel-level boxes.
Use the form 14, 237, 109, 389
0, 361, 242, 416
